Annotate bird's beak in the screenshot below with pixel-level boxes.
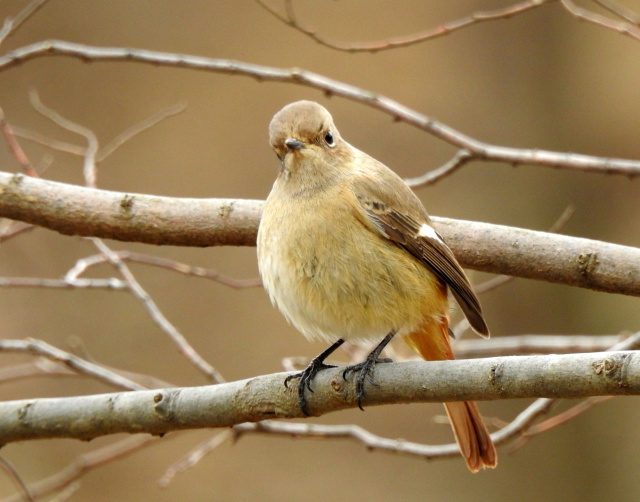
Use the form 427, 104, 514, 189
284, 138, 305, 150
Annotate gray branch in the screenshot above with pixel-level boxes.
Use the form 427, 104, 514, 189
1, 171, 640, 296
0, 40, 639, 176
0, 351, 638, 444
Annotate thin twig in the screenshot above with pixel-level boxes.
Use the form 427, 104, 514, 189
45, 482, 80, 502
260, 0, 640, 50
405, 149, 473, 188
0, 0, 51, 45
158, 430, 235, 487
0, 106, 39, 177
0, 436, 160, 502
257, 0, 554, 53
560, 0, 640, 41
2, 41, 638, 177
454, 334, 627, 357
0, 456, 34, 502
526, 396, 613, 435
0, 277, 127, 289
0, 338, 146, 391
593, 0, 640, 25
0, 354, 174, 389
89, 238, 225, 383
28, 90, 99, 187
98, 102, 187, 162
65, 250, 261, 289
0, 221, 35, 243
0, 361, 69, 383
11, 125, 87, 156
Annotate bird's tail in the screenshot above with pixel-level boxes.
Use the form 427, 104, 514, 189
404, 316, 497, 472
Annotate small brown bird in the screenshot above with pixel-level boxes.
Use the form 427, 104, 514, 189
257, 100, 496, 471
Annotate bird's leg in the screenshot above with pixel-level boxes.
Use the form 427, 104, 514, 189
284, 338, 345, 416
342, 331, 396, 411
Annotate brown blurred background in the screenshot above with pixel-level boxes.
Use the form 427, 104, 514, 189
1, 0, 640, 500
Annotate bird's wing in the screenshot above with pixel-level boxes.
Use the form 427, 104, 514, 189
353, 177, 489, 338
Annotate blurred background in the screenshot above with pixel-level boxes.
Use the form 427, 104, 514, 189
1, 0, 640, 500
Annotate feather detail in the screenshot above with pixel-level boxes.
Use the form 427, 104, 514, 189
355, 186, 489, 337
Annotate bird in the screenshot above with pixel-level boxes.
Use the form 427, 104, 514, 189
256, 100, 497, 471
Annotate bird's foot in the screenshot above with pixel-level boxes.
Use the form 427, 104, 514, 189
285, 358, 337, 416
342, 356, 393, 411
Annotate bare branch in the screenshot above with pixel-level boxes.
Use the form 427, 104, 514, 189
2, 172, 639, 296
525, 395, 613, 435
66, 250, 261, 289
257, 0, 554, 53
593, 0, 640, 25
12, 102, 186, 162
454, 334, 628, 357
88, 238, 225, 384
432, 215, 640, 297
11, 125, 89, 156
0, 277, 127, 289
0, 338, 146, 391
0, 221, 35, 243
0, 350, 638, 444
1, 41, 639, 176
0, 171, 263, 246
158, 430, 235, 487
0, 361, 67, 383
234, 420, 465, 461
177, 365, 618, 472
560, 0, 640, 41
405, 150, 473, 188
0, 456, 34, 502
490, 330, 640, 449
98, 102, 187, 162
29, 90, 99, 188
259, 0, 640, 51
456, 203, 575, 332
0, 106, 39, 177
0, 0, 51, 45
0, 436, 159, 502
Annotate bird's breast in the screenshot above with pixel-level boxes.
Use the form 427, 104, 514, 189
257, 186, 444, 342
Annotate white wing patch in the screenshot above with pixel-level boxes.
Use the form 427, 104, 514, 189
418, 223, 442, 242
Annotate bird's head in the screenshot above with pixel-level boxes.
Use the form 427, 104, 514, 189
268, 101, 350, 180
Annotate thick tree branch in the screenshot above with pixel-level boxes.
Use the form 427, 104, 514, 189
1, 40, 640, 176
0, 171, 262, 246
1, 171, 639, 296
0, 351, 638, 444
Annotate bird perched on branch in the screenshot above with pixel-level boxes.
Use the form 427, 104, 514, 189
257, 100, 496, 471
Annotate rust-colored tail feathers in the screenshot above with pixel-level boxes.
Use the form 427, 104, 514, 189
405, 318, 497, 472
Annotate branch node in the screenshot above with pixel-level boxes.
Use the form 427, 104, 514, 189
592, 353, 631, 388
9, 172, 25, 187
154, 390, 178, 422
577, 251, 599, 278
217, 201, 233, 219
119, 194, 135, 215
489, 363, 505, 395
330, 375, 344, 393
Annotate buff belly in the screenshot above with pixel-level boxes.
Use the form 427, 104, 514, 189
257, 196, 447, 343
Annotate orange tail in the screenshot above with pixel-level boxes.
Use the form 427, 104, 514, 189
405, 317, 497, 472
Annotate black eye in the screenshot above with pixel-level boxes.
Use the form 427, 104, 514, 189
324, 130, 334, 146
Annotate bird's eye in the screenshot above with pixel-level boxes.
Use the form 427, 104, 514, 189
324, 130, 335, 147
